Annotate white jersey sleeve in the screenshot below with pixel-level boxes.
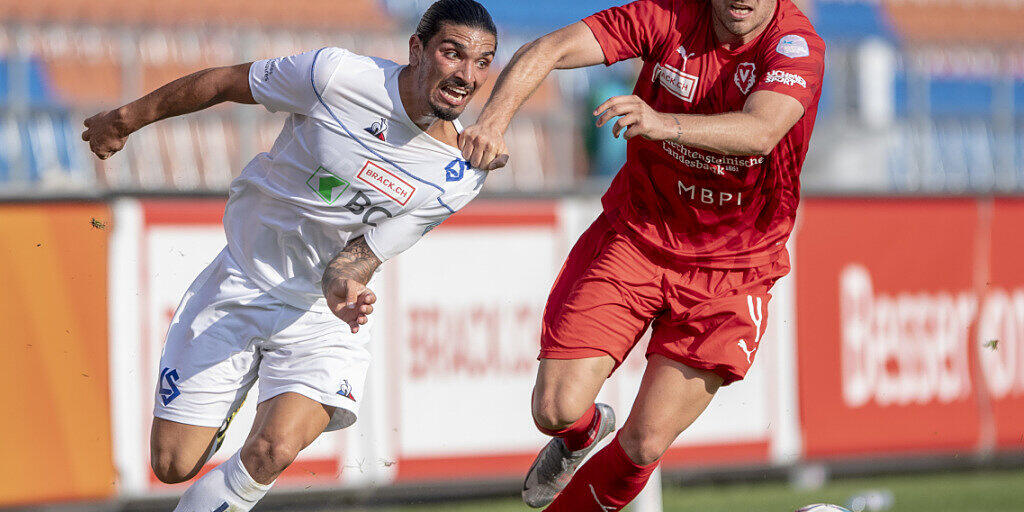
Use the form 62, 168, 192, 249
248, 47, 351, 114
363, 169, 486, 262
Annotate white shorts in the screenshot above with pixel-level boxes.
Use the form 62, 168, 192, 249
154, 248, 370, 432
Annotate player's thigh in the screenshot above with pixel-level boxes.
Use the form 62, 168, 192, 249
151, 249, 264, 474
257, 306, 372, 434
150, 418, 219, 481
651, 258, 789, 385
618, 354, 723, 465
540, 214, 662, 366
243, 392, 335, 457
532, 355, 616, 426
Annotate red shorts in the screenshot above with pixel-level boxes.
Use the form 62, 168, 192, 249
539, 214, 790, 385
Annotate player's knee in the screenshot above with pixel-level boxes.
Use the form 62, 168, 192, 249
532, 396, 586, 432
617, 427, 670, 467
241, 433, 302, 477
150, 448, 201, 484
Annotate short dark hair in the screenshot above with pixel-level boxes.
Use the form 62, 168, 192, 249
415, 0, 497, 46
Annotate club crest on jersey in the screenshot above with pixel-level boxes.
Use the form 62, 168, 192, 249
733, 62, 757, 95
158, 367, 181, 406
652, 62, 698, 103
306, 166, 351, 204
776, 34, 810, 58
365, 117, 388, 141
445, 158, 468, 182
337, 379, 356, 401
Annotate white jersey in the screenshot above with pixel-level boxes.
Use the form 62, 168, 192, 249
223, 47, 487, 311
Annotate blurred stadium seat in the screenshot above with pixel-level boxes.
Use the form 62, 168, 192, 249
0, 0, 1019, 195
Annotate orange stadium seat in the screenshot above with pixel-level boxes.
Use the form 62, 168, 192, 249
885, 1, 1024, 45
0, 0, 395, 30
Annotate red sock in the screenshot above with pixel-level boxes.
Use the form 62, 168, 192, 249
544, 433, 659, 512
534, 404, 600, 451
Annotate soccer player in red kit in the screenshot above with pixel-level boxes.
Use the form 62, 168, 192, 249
460, 0, 824, 510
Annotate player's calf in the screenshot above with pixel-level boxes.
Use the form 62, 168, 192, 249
239, 431, 306, 484
615, 422, 674, 467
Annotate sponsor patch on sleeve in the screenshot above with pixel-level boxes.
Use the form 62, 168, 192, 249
763, 69, 807, 88
776, 34, 810, 59
262, 58, 278, 81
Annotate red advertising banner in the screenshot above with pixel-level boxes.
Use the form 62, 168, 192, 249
796, 199, 980, 457
795, 198, 1024, 459
980, 199, 1024, 451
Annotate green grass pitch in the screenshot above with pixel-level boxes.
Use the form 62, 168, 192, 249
379, 468, 1024, 512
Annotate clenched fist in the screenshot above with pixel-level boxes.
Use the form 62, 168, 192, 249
81, 109, 132, 160
458, 122, 510, 171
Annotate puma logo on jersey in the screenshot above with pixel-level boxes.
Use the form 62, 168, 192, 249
737, 295, 765, 364
365, 117, 388, 141
734, 62, 756, 95
589, 485, 616, 512
676, 45, 696, 68
652, 62, 698, 103
737, 339, 756, 363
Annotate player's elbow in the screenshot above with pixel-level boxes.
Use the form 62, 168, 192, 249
749, 130, 779, 156
517, 34, 559, 65
528, 24, 584, 69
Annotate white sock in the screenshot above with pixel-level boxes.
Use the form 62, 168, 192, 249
173, 451, 274, 512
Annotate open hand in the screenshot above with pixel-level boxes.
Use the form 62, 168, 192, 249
82, 109, 132, 160
594, 95, 672, 141
324, 278, 377, 334
459, 123, 510, 171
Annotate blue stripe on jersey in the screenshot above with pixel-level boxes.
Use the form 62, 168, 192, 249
309, 47, 456, 215
213, 502, 229, 512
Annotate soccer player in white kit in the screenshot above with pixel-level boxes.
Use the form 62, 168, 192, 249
81, 1, 500, 509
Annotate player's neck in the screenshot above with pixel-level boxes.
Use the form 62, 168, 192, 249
397, 66, 460, 148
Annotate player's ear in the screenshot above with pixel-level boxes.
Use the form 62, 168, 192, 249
409, 35, 424, 67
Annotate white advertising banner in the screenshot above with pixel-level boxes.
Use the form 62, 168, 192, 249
109, 197, 789, 495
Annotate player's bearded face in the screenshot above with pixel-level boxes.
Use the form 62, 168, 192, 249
711, 0, 776, 38
410, 24, 496, 122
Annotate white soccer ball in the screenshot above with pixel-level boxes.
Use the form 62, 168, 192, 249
795, 505, 852, 512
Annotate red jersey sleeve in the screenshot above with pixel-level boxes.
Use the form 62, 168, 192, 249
581, 0, 676, 65
752, 30, 825, 110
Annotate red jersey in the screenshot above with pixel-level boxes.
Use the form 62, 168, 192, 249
582, 0, 825, 268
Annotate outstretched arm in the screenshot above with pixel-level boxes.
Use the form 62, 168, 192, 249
459, 21, 606, 170
322, 237, 381, 333
81, 63, 255, 160
594, 90, 805, 156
